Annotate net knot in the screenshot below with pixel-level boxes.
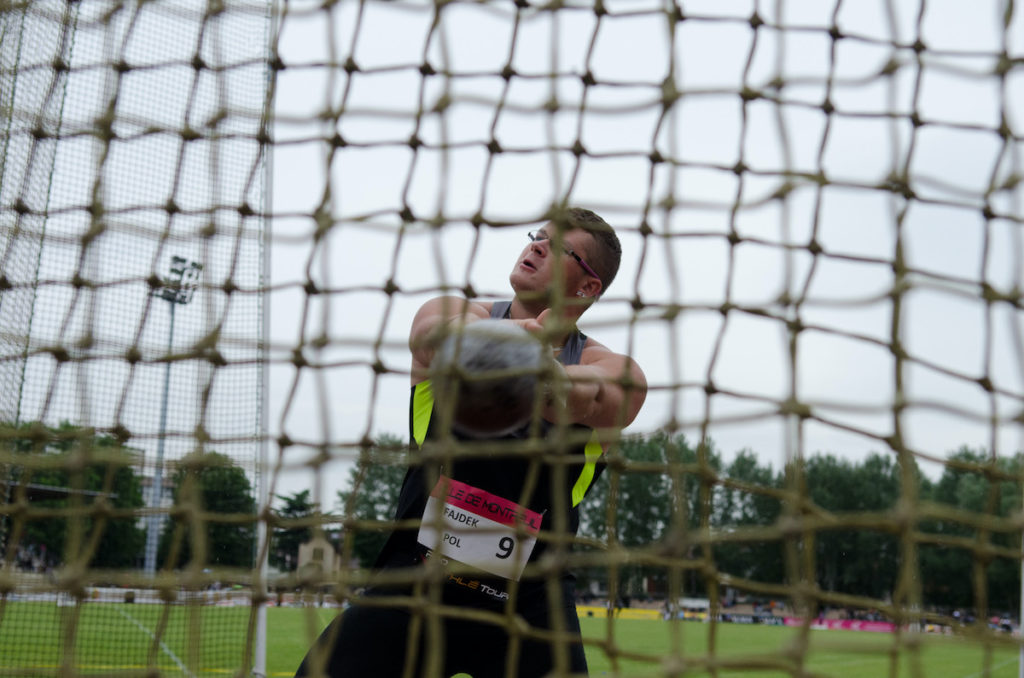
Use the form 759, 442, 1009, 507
739, 86, 762, 102
49, 345, 71, 363
880, 58, 901, 76
660, 76, 680, 108
204, 348, 227, 367
778, 398, 811, 419
432, 94, 451, 113
193, 425, 211, 444
879, 173, 914, 199
110, 424, 132, 444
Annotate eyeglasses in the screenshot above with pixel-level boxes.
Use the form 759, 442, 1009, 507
527, 230, 601, 281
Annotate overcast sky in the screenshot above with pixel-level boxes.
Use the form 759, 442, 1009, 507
4, 0, 1021, 512
263, 0, 1023, 504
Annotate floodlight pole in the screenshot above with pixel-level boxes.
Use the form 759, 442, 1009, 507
144, 256, 202, 576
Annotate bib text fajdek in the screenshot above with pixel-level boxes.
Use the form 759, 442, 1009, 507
417, 475, 542, 581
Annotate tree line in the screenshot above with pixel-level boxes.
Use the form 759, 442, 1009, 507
5, 422, 1022, 616
272, 432, 1023, 615
1, 421, 255, 572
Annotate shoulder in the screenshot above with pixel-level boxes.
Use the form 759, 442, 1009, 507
579, 335, 624, 362
412, 296, 493, 322
570, 335, 647, 428
409, 296, 496, 382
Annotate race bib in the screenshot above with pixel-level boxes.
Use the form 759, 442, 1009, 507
417, 475, 543, 581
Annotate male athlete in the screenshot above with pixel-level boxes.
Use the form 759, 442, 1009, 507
295, 207, 647, 677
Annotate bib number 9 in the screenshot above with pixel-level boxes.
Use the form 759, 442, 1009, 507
417, 475, 541, 581
496, 536, 515, 559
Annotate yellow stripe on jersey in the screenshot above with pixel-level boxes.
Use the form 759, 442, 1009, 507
571, 431, 604, 507
412, 380, 434, 447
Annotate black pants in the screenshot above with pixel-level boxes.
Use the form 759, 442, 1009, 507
294, 592, 588, 678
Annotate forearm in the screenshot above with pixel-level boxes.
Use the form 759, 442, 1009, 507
543, 358, 646, 429
409, 298, 489, 370
543, 363, 604, 425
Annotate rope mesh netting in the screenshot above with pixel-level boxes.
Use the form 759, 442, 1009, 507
0, 0, 1022, 677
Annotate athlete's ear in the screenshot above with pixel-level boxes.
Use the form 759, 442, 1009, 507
578, 278, 602, 299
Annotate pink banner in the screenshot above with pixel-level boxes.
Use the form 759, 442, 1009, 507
430, 475, 542, 533
783, 618, 896, 633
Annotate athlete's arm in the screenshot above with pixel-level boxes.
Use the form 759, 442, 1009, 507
545, 343, 646, 430
409, 296, 491, 381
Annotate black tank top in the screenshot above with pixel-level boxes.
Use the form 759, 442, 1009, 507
372, 303, 604, 610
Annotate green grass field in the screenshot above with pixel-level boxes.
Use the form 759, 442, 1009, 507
1, 601, 1020, 677
576, 618, 1020, 677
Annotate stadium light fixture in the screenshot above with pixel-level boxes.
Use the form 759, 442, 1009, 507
143, 255, 203, 576
155, 255, 204, 304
